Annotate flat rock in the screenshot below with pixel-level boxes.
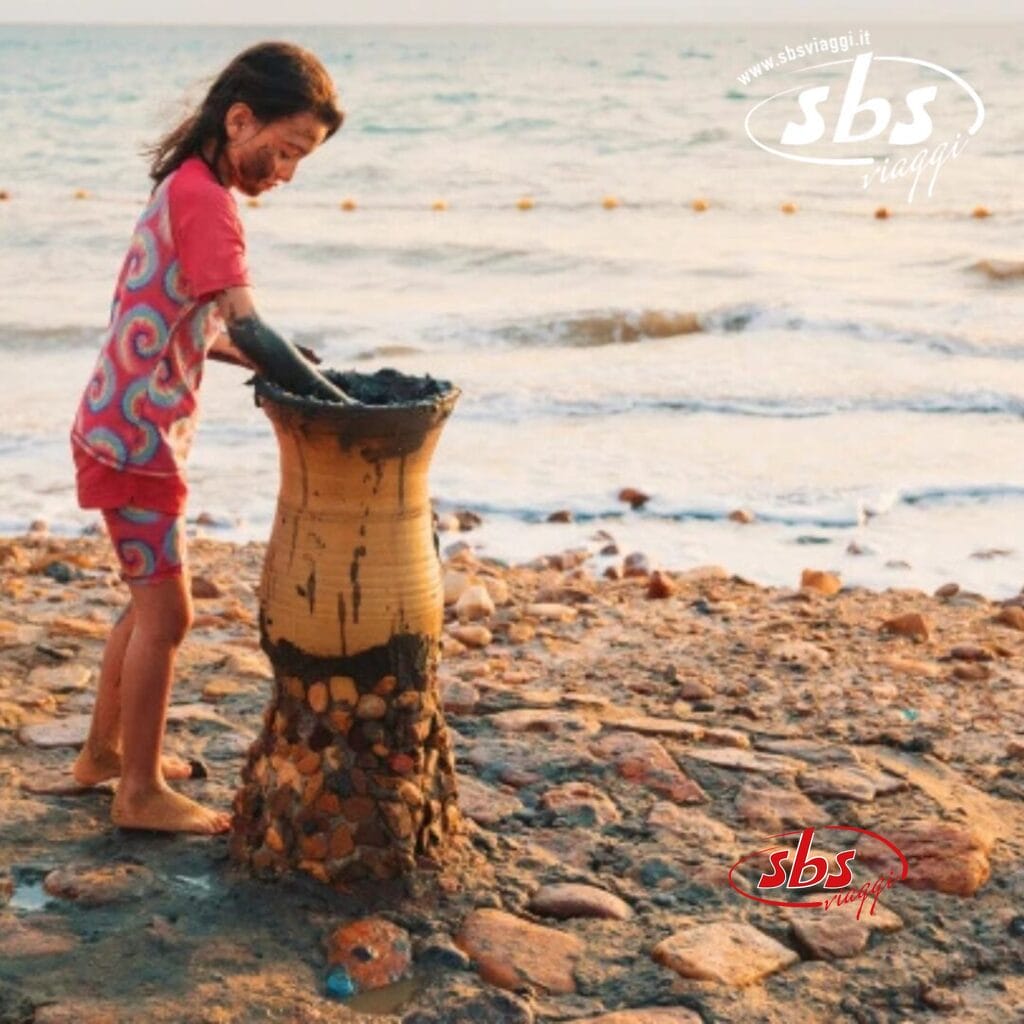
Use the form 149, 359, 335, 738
0, 914, 78, 957
735, 782, 829, 832
881, 655, 941, 679
18, 714, 91, 748
43, 862, 158, 906
772, 641, 831, 668
646, 803, 735, 846
788, 913, 870, 960
26, 664, 91, 691
652, 921, 799, 987
607, 716, 704, 740
880, 613, 930, 642
681, 747, 805, 775
591, 732, 705, 803
995, 606, 1024, 631
21, 770, 112, 795
201, 676, 248, 702
456, 908, 583, 994
858, 821, 992, 896
798, 765, 891, 802
457, 774, 524, 825
164, 703, 233, 729
525, 602, 579, 622
573, 1010, 702, 1024
528, 883, 632, 920
540, 781, 620, 825
441, 678, 480, 714
488, 708, 599, 735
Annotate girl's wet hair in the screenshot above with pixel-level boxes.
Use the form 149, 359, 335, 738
146, 41, 344, 185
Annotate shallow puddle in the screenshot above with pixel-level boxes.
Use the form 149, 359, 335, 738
344, 973, 426, 1015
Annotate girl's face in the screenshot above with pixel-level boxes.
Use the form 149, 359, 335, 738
222, 105, 328, 196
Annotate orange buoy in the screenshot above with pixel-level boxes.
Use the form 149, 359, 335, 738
971, 205, 991, 219
0, 189, 9, 201
74, 189, 89, 200
874, 206, 891, 220
516, 195, 535, 211
246, 197, 261, 208
780, 201, 798, 214
340, 198, 357, 211
602, 195, 620, 210
691, 197, 709, 212
431, 199, 448, 211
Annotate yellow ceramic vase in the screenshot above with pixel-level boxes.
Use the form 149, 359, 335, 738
229, 369, 462, 884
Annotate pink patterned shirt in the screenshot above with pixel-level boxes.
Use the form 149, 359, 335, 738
71, 156, 249, 512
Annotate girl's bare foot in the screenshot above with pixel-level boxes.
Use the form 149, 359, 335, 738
111, 782, 232, 834
72, 747, 195, 787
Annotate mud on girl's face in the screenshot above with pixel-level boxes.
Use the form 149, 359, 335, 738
222, 105, 328, 196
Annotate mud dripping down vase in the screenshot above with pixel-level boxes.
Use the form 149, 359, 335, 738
229, 369, 463, 885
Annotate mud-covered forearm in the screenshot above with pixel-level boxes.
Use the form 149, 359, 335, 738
226, 314, 351, 403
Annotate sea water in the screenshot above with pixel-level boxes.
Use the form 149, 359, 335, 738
1, 23, 1022, 595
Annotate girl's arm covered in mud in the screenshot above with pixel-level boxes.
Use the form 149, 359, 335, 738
213, 286, 351, 403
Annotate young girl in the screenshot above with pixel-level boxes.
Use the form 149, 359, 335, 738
69, 42, 348, 835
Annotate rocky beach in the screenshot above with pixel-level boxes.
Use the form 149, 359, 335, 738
1, 523, 1023, 1023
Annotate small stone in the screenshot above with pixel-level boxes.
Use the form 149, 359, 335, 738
43, 863, 157, 906
995, 606, 1024, 631
201, 676, 246, 702
953, 663, 990, 682
652, 921, 799, 987
524, 602, 578, 622
935, 583, 960, 598
772, 640, 830, 668
190, 575, 222, 599
789, 914, 870, 960
330, 675, 358, 704
507, 622, 535, 644
736, 782, 829, 832
444, 570, 471, 606
450, 624, 492, 648
702, 727, 750, 749
18, 714, 91, 748
355, 694, 387, 719
528, 883, 632, 921
455, 509, 483, 531
327, 917, 412, 992
441, 678, 480, 714
678, 679, 713, 700
455, 908, 583, 994
540, 781, 620, 825
26, 664, 91, 692
880, 613, 930, 642
456, 584, 495, 622
647, 571, 676, 600
881, 656, 940, 679
623, 552, 650, 577
618, 488, 650, 509
729, 509, 755, 524
308, 682, 329, 713
482, 576, 511, 606
800, 570, 842, 596
457, 774, 523, 825
920, 986, 964, 1012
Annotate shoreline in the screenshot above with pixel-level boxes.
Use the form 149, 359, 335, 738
1, 528, 1023, 1020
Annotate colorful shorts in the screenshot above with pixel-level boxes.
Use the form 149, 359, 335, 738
101, 506, 186, 585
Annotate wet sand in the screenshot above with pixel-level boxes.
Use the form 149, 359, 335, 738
1, 527, 1023, 1023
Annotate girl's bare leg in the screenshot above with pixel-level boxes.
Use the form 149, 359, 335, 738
109, 575, 230, 834
72, 601, 192, 785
